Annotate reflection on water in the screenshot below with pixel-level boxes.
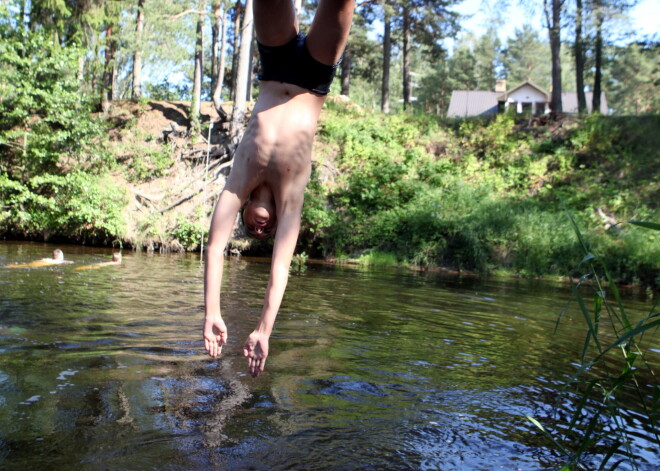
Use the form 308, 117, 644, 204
0, 241, 657, 470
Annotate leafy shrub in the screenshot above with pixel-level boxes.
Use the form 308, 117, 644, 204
307, 108, 659, 285
0, 171, 127, 242
172, 217, 206, 251
0, 24, 109, 176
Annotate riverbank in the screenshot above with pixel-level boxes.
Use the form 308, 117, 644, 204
1, 98, 658, 287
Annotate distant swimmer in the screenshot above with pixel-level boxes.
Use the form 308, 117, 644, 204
74, 252, 122, 271
6, 249, 74, 268
45, 249, 73, 264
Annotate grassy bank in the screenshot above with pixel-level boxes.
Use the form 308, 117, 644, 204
299, 103, 659, 287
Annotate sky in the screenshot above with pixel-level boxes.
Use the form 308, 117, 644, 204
451, 0, 659, 46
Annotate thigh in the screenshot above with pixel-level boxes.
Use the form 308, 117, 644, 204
306, 0, 354, 65
254, 0, 298, 46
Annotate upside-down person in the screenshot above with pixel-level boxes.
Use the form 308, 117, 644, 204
203, 0, 355, 377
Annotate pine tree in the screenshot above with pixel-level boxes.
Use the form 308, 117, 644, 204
501, 25, 552, 90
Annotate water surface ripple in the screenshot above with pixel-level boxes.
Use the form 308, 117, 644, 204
0, 242, 657, 470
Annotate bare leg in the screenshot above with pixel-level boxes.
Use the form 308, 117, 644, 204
306, 0, 355, 65
253, 0, 298, 46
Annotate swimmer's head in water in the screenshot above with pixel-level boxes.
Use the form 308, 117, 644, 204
242, 186, 277, 240
52, 249, 64, 261
112, 253, 122, 262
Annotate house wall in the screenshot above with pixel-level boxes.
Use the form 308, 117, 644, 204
505, 85, 549, 114
447, 81, 608, 117
507, 85, 547, 104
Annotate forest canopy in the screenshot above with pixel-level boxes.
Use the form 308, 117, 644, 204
0, 0, 656, 117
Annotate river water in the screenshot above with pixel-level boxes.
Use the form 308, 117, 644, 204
0, 241, 657, 470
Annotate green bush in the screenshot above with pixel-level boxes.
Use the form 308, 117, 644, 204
0, 171, 127, 242
0, 21, 127, 243
172, 217, 206, 251
306, 106, 659, 285
0, 24, 110, 177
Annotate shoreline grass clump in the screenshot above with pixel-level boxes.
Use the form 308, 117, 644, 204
527, 216, 659, 470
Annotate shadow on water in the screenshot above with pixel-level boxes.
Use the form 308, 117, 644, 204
0, 242, 657, 470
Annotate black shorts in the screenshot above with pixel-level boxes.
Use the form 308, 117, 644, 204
257, 33, 338, 95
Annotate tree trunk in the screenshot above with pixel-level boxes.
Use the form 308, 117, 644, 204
101, 24, 116, 116
231, 0, 254, 141
548, 0, 562, 113
340, 44, 351, 96
381, 9, 391, 114
592, 2, 603, 114
574, 0, 586, 113
132, 0, 146, 102
211, 0, 222, 93
247, 35, 255, 101
230, 0, 243, 102
78, 55, 85, 83
19, 0, 26, 31
212, 4, 228, 116
402, 6, 412, 110
191, 0, 207, 129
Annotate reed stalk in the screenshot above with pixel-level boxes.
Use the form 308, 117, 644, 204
528, 215, 659, 470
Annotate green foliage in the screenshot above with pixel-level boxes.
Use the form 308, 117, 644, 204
291, 252, 309, 273
0, 22, 126, 243
606, 42, 660, 115
305, 105, 659, 286
0, 22, 109, 177
172, 216, 206, 251
144, 80, 192, 101
120, 139, 173, 182
356, 250, 398, 267
528, 217, 659, 470
501, 24, 552, 91
0, 171, 127, 241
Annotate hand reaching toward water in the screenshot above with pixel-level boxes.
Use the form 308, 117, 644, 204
203, 315, 227, 358
243, 331, 269, 377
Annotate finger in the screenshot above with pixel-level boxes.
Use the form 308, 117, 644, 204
204, 338, 210, 353
252, 359, 259, 377
220, 331, 228, 344
209, 341, 216, 358
243, 346, 250, 357
259, 357, 266, 373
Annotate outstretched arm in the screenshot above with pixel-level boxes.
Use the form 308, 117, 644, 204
204, 189, 243, 358
243, 203, 302, 377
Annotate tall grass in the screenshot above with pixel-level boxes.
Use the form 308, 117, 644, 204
528, 216, 659, 470
356, 250, 399, 267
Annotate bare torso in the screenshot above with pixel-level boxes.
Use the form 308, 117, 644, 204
225, 81, 326, 213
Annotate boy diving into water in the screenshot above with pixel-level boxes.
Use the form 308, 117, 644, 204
203, 0, 355, 377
